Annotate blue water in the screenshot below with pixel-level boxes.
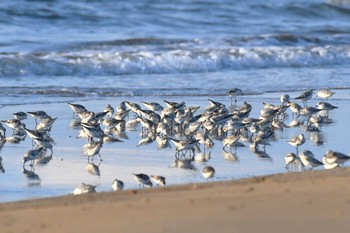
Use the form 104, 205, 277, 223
1, 0, 350, 202
1, 0, 350, 105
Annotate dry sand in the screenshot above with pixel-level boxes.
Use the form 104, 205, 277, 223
1, 167, 350, 233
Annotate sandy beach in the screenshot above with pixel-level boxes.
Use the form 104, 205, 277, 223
1, 167, 350, 233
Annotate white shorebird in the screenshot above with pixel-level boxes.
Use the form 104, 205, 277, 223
280, 94, 290, 105
83, 141, 103, 161
202, 166, 215, 180
300, 150, 323, 170
27, 111, 50, 123
323, 150, 350, 166
285, 152, 297, 169
317, 89, 335, 101
288, 134, 305, 154
141, 101, 164, 112
150, 175, 166, 187
287, 102, 302, 118
104, 104, 114, 117
132, 173, 153, 188
73, 183, 96, 195
68, 103, 88, 118
112, 179, 124, 191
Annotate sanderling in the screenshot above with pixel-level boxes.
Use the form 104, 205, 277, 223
35, 117, 57, 132
284, 152, 301, 170
150, 175, 166, 187
1, 119, 21, 129
73, 183, 96, 195
27, 111, 50, 121
13, 112, 28, 120
227, 88, 243, 109
317, 89, 335, 101
222, 134, 240, 152
83, 141, 103, 161
288, 134, 305, 154
280, 94, 290, 105
22, 147, 46, 167
68, 103, 88, 118
132, 173, 153, 188
323, 150, 350, 166
104, 104, 114, 117
287, 102, 302, 118
316, 102, 338, 111
112, 179, 124, 191
81, 122, 104, 143
202, 166, 215, 180
300, 150, 323, 169
141, 101, 164, 112
295, 90, 313, 106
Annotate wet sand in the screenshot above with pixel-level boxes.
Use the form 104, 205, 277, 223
1, 167, 350, 233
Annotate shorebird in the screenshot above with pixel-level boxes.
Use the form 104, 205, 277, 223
141, 101, 164, 112
73, 183, 96, 195
68, 103, 88, 118
83, 141, 103, 162
35, 116, 57, 132
132, 173, 153, 188
323, 150, 350, 166
22, 147, 46, 167
284, 152, 302, 170
300, 150, 323, 169
112, 179, 124, 191
287, 102, 302, 118
280, 94, 290, 105
316, 102, 338, 111
202, 166, 215, 180
288, 134, 305, 154
227, 88, 243, 109
295, 90, 313, 106
222, 134, 240, 152
150, 175, 166, 187
27, 111, 50, 124
104, 104, 114, 117
81, 122, 104, 143
317, 89, 335, 101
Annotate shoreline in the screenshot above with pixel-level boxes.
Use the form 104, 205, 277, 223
1, 167, 350, 232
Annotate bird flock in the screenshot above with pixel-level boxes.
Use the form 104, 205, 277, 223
0, 88, 348, 196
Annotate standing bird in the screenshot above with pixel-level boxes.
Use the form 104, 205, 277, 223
227, 88, 243, 110
202, 166, 215, 180
300, 150, 323, 170
22, 147, 46, 167
295, 90, 313, 106
132, 173, 153, 188
317, 89, 334, 101
288, 134, 305, 154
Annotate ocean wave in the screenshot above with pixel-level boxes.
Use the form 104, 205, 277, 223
1, 44, 350, 77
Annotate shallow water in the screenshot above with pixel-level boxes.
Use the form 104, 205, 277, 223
0, 90, 349, 202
